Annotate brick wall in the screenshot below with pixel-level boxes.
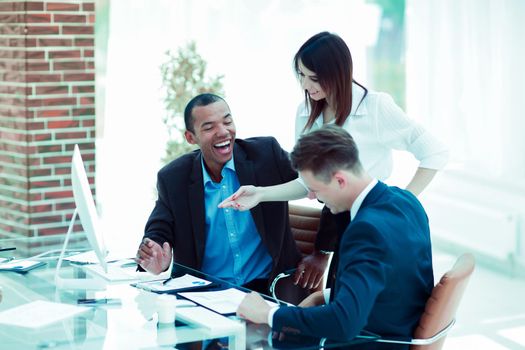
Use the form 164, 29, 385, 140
0, 0, 96, 255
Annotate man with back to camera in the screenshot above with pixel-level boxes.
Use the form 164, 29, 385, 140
237, 125, 434, 349
134, 93, 326, 298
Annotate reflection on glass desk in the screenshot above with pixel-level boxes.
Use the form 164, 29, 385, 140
0, 246, 377, 350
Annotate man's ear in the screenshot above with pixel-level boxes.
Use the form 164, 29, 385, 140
334, 171, 347, 189
184, 130, 197, 145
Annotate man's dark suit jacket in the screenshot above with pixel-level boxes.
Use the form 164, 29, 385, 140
142, 137, 303, 286
273, 182, 434, 350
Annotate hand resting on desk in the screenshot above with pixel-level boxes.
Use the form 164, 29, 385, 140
135, 238, 172, 275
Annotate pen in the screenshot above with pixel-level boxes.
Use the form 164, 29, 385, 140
162, 277, 173, 285
77, 298, 121, 305
0, 247, 16, 252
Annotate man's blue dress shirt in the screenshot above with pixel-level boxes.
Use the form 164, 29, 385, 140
200, 156, 272, 285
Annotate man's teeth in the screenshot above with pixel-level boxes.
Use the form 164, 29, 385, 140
214, 141, 230, 147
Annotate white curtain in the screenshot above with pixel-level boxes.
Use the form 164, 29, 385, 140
405, 0, 525, 181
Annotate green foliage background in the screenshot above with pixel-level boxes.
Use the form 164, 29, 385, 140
160, 41, 225, 164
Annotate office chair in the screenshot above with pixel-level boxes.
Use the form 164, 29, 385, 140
271, 252, 475, 349
270, 204, 323, 304
360, 253, 476, 349
288, 204, 322, 257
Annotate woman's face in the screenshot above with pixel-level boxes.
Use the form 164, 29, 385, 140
297, 60, 327, 101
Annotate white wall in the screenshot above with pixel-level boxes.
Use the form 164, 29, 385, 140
406, 0, 525, 272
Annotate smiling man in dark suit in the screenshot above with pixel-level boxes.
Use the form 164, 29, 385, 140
135, 93, 322, 297
237, 125, 434, 349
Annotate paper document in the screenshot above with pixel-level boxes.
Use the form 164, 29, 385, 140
132, 274, 212, 293
0, 300, 90, 328
179, 288, 277, 314
0, 259, 46, 272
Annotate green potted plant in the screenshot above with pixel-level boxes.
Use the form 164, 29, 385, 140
160, 41, 225, 163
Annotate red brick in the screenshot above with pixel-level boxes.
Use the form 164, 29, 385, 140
53, 61, 85, 70
37, 109, 70, 117
72, 107, 94, 116
35, 85, 69, 95
25, 38, 38, 47
64, 73, 94, 81
48, 119, 79, 129
56, 201, 75, 210
0, 25, 25, 35
30, 204, 53, 213
27, 14, 51, 23
40, 97, 77, 107
0, 14, 25, 23
25, 73, 61, 83
37, 144, 62, 153
82, 119, 95, 127
73, 85, 94, 93
30, 215, 63, 225
38, 38, 73, 47
82, 3, 95, 11
29, 193, 43, 201
27, 2, 45, 11
32, 133, 53, 142
0, 50, 25, 59
54, 14, 86, 23
27, 50, 46, 59
31, 180, 61, 189
26, 25, 60, 35
27, 121, 45, 130
49, 50, 81, 59
29, 168, 52, 177
43, 191, 73, 200
84, 49, 94, 57
88, 14, 95, 24
43, 156, 72, 165
0, 85, 26, 95
47, 3, 80, 11
62, 25, 93, 35
0, 2, 25, 11
80, 96, 94, 105
74, 38, 93, 47
27, 61, 50, 71
56, 131, 86, 140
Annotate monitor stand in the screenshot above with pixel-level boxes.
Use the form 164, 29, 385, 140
54, 208, 106, 290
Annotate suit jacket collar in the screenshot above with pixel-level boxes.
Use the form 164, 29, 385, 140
189, 152, 205, 265
359, 181, 388, 210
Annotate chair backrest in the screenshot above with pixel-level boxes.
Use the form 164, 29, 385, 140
410, 253, 475, 350
288, 204, 321, 256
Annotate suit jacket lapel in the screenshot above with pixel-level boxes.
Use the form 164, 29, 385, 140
233, 145, 267, 238
188, 153, 206, 266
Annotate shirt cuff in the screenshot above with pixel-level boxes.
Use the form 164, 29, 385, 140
268, 306, 279, 327
323, 289, 331, 304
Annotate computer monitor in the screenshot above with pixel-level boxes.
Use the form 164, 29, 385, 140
55, 144, 107, 289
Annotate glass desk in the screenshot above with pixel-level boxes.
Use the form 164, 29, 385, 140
0, 247, 376, 350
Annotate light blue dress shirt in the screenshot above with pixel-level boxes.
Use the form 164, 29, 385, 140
200, 156, 272, 285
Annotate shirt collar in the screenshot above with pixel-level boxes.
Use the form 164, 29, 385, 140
201, 155, 236, 185
349, 83, 368, 116
350, 179, 378, 220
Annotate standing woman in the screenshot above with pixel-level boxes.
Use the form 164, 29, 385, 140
220, 31, 448, 289
294, 31, 448, 193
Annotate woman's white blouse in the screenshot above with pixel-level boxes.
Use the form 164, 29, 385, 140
295, 86, 449, 181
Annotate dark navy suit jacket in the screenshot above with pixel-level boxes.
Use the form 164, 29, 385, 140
142, 137, 303, 284
273, 182, 434, 349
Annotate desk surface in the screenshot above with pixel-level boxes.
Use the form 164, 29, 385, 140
0, 246, 375, 350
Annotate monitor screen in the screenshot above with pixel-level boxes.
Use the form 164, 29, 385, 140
71, 144, 108, 272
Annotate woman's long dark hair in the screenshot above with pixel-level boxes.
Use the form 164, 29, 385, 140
293, 32, 368, 131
